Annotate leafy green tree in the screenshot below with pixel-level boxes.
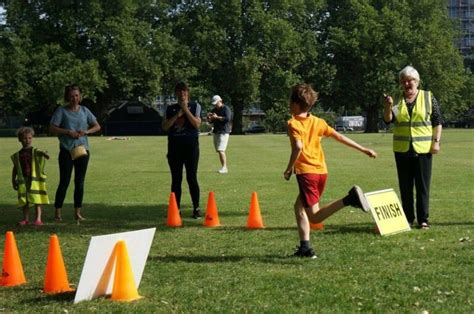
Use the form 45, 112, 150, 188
256, 0, 325, 132
321, 0, 467, 132
161, 0, 262, 133
0, 31, 105, 116
0, 32, 32, 115
163, 0, 324, 133
1, 0, 469, 134
0, 0, 177, 119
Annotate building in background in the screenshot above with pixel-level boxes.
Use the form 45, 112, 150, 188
103, 100, 163, 135
447, 0, 474, 67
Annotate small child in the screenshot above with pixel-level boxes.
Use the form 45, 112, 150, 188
284, 84, 377, 259
11, 127, 50, 226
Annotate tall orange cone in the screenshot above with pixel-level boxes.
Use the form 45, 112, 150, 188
0, 231, 26, 287
310, 223, 324, 230
247, 192, 265, 229
204, 191, 221, 227
43, 234, 74, 294
166, 192, 182, 227
110, 240, 142, 302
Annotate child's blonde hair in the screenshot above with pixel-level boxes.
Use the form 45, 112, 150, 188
290, 84, 319, 112
16, 126, 35, 140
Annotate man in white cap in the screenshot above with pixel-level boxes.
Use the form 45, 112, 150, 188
207, 95, 232, 173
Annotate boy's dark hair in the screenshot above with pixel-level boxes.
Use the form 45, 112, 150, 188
174, 82, 189, 93
16, 126, 35, 140
290, 84, 319, 112
64, 84, 81, 102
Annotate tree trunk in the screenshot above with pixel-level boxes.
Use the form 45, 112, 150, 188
231, 98, 244, 134
365, 102, 380, 133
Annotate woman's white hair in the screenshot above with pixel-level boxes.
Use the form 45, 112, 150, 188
399, 65, 420, 84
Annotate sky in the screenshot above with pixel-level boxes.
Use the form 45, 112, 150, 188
0, 6, 5, 25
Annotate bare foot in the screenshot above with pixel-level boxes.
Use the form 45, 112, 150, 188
75, 214, 85, 221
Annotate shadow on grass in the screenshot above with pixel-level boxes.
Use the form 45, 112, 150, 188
149, 253, 319, 266
433, 221, 474, 226
4, 203, 468, 237
0, 203, 169, 236
322, 223, 377, 235
0, 203, 250, 235
0, 203, 384, 236
26, 290, 76, 304
149, 253, 308, 265
208, 224, 378, 234
149, 254, 246, 263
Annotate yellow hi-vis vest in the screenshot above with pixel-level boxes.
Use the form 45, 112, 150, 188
11, 148, 49, 206
393, 90, 433, 153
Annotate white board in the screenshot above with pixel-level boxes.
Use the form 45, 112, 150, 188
73, 228, 156, 303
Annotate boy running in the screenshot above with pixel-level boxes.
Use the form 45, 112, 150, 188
284, 84, 377, 259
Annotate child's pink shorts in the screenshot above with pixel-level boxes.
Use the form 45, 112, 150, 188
296, 173, 328, 208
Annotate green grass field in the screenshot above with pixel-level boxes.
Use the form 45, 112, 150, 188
0, 130, 472, 313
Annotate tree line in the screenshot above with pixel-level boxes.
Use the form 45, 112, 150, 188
0, 0, 471, 133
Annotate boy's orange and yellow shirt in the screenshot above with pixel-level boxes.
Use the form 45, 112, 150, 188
287, 114, 335, 175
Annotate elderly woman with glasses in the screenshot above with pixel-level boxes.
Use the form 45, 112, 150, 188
383, 66, 443, 229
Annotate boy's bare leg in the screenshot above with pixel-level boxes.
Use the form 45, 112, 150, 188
295, 187, 367, 240
294, 195, 311, 241
306, 199, 345, 224
35, 205, 42, 222
22, 205, 29, 222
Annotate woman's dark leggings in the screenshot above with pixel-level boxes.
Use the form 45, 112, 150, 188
167, 137, 200, 210
54, 147, 89, 208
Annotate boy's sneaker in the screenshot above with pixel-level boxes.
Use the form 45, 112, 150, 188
18, 220, 29, 226
346, 185, 371, 213
33, 220, 43, 226
218, 167, 228, 174
293, 246, 317, 259
192, 208, 202, 219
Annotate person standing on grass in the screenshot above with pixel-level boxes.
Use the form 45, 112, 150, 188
207, 95, 232, 174
284, 83, 377, 259
11, 127, 50, 226
162, 82, 202, 219
50, 84, 101, 222
383, 65, 443, 230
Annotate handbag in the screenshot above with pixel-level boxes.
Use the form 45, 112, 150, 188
70, 145, 87, 160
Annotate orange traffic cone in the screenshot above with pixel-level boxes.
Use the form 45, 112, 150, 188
204, 191, 221, 227
43, 234, 74, 294
166, 192, 182, 227
0, 231, 26, 287
310, 223, 324, 230
110, 240, 142, 302
247, 192, 265, 229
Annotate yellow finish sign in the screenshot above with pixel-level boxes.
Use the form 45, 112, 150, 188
365, 188, 411, 236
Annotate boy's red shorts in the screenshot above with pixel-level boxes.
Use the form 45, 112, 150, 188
296, 173, 328, 208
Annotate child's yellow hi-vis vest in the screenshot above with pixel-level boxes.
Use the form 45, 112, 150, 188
11, 148, 49, 206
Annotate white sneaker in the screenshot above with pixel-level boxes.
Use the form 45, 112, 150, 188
218, 167, 228, 174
